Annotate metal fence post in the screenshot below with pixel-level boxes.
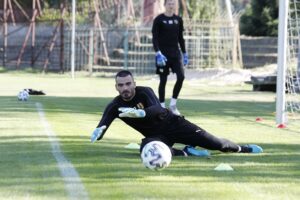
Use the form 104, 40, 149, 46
124, 29, 129, 70
88, 29, 94, 76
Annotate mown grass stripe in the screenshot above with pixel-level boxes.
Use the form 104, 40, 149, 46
36, 102, 89, 200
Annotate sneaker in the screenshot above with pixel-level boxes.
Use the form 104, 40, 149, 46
183, 146, 211, 157
169, 105, 181, 115
241, 144, 263, 153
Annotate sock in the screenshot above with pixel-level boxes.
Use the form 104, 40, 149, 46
160, 102, 166, 108
240, 145, 252, 153
237, 145, 241, 152
172, 148, 188, 156
169, 98, 177, 107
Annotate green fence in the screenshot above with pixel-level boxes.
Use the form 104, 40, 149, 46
63, 20, 241, 75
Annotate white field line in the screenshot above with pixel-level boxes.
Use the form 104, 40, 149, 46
35, 102, 89, 200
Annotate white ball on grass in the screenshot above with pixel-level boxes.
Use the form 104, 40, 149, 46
17, 90, 29, 101
141, 141, 172, 170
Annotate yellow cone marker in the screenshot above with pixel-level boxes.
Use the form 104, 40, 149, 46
124, 143, 140, 149
214, 163, 234, 171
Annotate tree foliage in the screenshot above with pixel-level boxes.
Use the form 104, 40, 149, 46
239, 0, 278, 36
184, 0, 217, 20
231, 0, 250, 12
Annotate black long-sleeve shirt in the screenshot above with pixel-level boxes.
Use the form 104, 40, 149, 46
152, 13, 186, 57
96, 86, 176, 140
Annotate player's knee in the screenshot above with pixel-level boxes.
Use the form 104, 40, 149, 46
159, 75, 168, 83
177, 75, 185, 83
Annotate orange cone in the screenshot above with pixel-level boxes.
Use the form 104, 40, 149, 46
256, 117, 263, 122
277, 124, 286, 128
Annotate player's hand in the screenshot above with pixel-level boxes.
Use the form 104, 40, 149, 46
118, 107, 146, 118
156, 51, 167, 67
183, 53, 189, 66
90, 125, 107, 143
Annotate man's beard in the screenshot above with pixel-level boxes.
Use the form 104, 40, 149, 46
122, 91, 132, 100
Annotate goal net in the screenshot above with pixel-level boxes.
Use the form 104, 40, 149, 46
287, 0, 300, 119
277, 0, 300, 127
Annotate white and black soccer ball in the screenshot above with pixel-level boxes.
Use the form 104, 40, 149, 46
141, 141, 172, 170
17, 90, 29, 101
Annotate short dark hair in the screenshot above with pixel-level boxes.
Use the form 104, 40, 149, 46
115, 70, 133, 79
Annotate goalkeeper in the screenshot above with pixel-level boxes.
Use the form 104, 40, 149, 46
91, 70, 263, 156
152, 0, 188, 116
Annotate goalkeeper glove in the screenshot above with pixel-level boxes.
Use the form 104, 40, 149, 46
156, 51, 167, 67
183, 53, 189, 66
90, 125, 107, 143
118, 107, 146, 118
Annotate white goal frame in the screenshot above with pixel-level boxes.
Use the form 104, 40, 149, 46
276, 0, 300, 126
276, 0, 289, 125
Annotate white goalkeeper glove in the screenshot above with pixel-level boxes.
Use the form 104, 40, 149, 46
118, 107, 146, 118
90, 125, 107, 143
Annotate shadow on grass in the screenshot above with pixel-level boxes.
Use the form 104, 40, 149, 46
0, 95, 276, 118
1, 95, 300, 190
1, 134, 299, 185
0, 67, 43, 74
1, 94, 299, 135
3, 95, 298, 134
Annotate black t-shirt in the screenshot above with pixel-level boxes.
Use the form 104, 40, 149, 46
152, 13, 186, 57
96, 86, 176, 140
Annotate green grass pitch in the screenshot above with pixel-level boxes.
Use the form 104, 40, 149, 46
0, 71, 299, 200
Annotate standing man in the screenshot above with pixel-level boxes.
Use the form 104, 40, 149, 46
91, 70, 263, 157
152, 0, 188, 115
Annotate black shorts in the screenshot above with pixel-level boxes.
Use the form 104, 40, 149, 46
156, 55, 183, 75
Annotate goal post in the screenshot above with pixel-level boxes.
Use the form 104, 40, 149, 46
276, 0, 300, 127
276, 0, 289, 125
71, 0, 76, 79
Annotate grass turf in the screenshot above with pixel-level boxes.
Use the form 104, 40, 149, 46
0, 71, 299, 200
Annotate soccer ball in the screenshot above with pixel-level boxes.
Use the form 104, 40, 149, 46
141, 141, 172, 170
17, 90, 29, 101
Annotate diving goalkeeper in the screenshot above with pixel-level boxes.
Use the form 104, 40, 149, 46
91, 70, 263, 156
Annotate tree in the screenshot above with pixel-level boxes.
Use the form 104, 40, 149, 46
239, 0, 278, 36
184, 0, 217, 20
231, 0, 250, 12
